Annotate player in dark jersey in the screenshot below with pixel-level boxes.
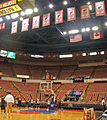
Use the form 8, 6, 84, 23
0, 95, 6, 114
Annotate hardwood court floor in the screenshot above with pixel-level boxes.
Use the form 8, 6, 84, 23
0, 108, 83, 120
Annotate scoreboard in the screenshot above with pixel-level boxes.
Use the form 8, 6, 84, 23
0, 5, 22, 16
0, 0, 22, 16
0, 0, 16, 9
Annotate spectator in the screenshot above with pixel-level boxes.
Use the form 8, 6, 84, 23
4, 91, 14, 116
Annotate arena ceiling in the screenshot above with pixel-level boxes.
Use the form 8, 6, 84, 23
0, 0, 107, 53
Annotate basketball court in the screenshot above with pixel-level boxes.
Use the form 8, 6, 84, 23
0, 108, 83, 120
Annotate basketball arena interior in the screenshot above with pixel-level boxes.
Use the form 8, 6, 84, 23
0, 0, 107, 120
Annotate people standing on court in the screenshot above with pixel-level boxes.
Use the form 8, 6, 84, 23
17, 96, 22, 109
0, 95, 6, 114
36, 98, 40, 110
4, 91, 14, 116
57, 99, 62, 111
47, 100, 50, 111
102, 98, 106, 112
30, 98, 34, 108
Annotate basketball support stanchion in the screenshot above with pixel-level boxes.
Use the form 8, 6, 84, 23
83, 108, 96, 120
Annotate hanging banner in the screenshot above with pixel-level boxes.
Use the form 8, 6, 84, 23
81, 5, 90, 19
90, 31, 104, 40
11, 21, 18, 34
0, 23, 5, 30
67, 7, 76, 21
32, 15, 40, 29
2, 23, 5, 29
0, 0, 16, 9
0, 4, 22, 17
42, 13, 50, 27
55, 10, 63, 24
95, 1, 106, 17
21, 18, 29, 32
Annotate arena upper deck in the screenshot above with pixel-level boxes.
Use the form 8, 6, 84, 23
0, 0, 106, 53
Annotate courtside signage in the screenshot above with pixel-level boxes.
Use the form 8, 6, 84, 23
0, 0, 16, 9
0, 4, 22, 16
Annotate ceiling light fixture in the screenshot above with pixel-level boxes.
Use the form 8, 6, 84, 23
5, 15, 10, 20
63, 1, 68, 5
25, 9, 33, 15
63, 31, 67, 35
11, 13, 19, 19
34, 7, 38, 12
20, 17, 23, 21
81, 28, 86, 32
105, 22, 107, 26
68, 29, 79, 34
49, 4, 53, 8
20, 11, 25, 16
86, 27, 90, 32
92, 26, 99, 31
87, 2, 91, 5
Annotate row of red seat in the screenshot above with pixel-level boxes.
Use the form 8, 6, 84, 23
1, 62, 107, 79
85, 83, 107, 104
0, 80, 107, 104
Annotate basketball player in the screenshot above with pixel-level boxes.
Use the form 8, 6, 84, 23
4, 91, 14, 116
0, 95, 6, 114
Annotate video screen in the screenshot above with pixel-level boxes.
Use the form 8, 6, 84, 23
7, 51, 16, 59
0, 50, 7, 57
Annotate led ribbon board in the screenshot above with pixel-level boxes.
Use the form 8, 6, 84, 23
17, 75, 30, 78
0, 4, 22, 16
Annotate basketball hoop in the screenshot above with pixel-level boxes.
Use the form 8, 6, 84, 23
40, 81, 53, 91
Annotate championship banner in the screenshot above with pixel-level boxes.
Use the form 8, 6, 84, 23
67, 7, 76, 21
42, 13, 50, 27
11, 21, 18, 34
21, 18, 29, 32
81, 5, 90, 19
32, 15, 40, 29
0, 4, 22, 17
95, 1, 106, 17
55, 10, 63, 24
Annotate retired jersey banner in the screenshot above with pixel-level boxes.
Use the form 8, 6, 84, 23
42, 13, 50, 27
55, 10, 63, 24
21, 18, 29, 32
0, 23, 5, 30
81, 5, 90, 19
32, 16, 40, 29
95, 1, 106, 17
11, 21, 18, 34
67, 7, 76, 21
2, 23, 5, 29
